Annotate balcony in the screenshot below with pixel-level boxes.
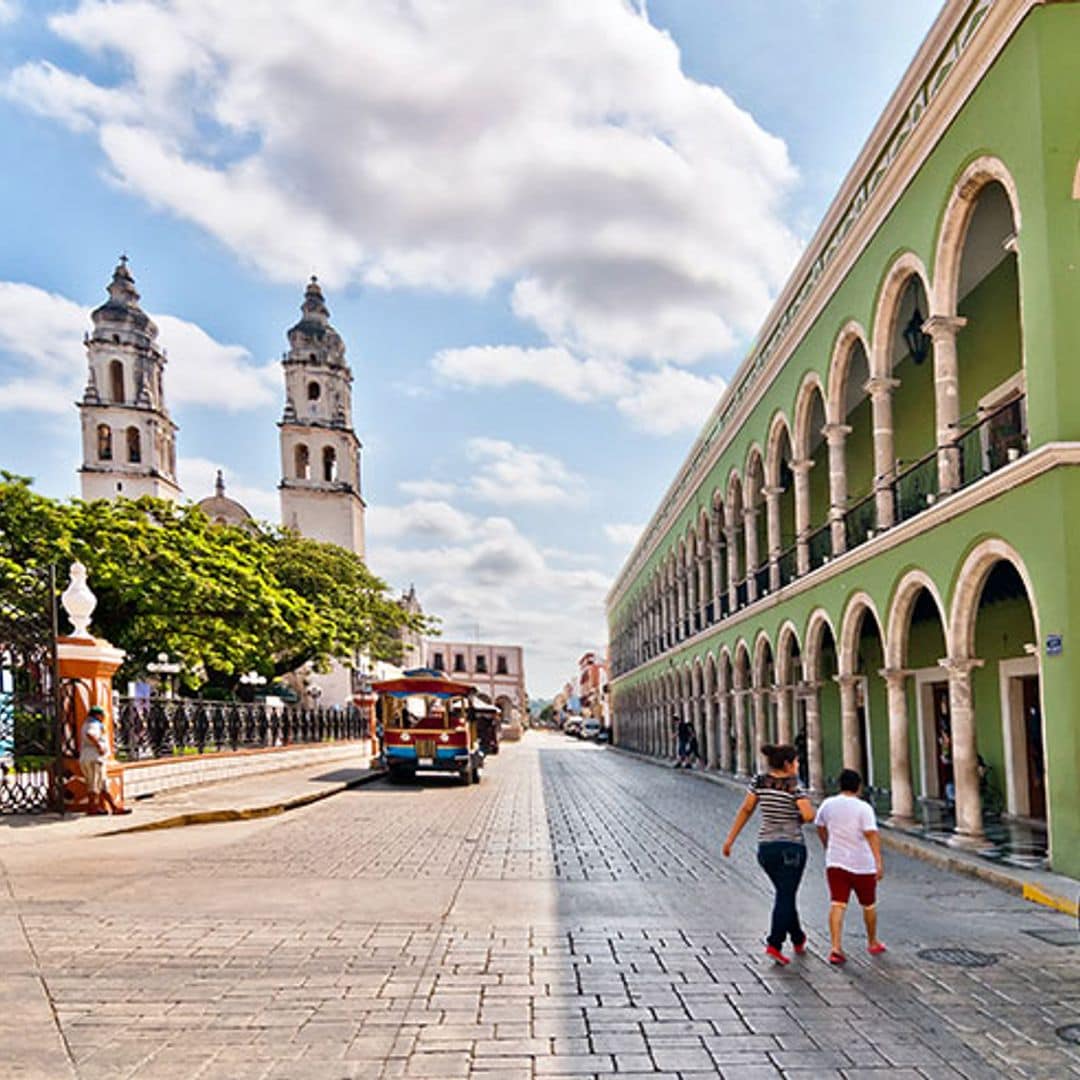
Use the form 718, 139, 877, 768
616, 395, 1028, 678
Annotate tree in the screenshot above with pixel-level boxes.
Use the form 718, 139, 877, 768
0, 476, 429, 689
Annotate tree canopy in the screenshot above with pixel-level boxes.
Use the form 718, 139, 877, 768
0, 475, 429, 689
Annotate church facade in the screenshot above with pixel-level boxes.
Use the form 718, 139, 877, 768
77, 263, 366, 562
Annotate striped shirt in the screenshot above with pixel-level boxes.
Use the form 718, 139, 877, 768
749, 773, 807, 844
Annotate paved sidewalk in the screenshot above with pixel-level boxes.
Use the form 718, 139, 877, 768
612, 746, 1080, 918
0, 752, 382, 846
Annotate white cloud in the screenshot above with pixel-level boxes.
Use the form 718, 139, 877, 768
0, 280, 278, 414
8, 0, 799, 367
604, 522, 644, 547
0, 1, 18, 26
177, 456, 279, 520
466, 437, 584, 506
369, 498, 611, 693
435, 344, 727, 435
399, 478, 459, 500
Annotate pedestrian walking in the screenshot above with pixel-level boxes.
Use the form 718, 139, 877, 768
814, 768, 885, 964
722, 743, 815, 964
674, 713, 693, 768
79, 705, 130, 815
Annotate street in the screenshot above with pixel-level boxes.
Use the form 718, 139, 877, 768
2, 733, 1078, 1080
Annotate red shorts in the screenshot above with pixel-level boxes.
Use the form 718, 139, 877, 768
827, 866, 877, 907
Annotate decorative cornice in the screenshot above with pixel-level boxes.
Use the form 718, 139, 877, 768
608, 0, 1047, 611
609, 443, 1080, 687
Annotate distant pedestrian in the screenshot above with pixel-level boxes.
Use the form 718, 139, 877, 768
675, 714, 693, 768
686, 729, 700, 769
79, 705, 130, 816
815, 768, 885, 964
722, 743, 815, 965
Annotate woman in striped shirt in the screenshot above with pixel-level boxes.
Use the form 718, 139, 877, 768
722, 744, 816, 965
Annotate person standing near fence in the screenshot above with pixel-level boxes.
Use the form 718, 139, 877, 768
80, 705, 130, 815
722, 744, 815, 964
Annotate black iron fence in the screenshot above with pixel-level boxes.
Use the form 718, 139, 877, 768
778, 546, 798, 588
844, 491, 877, 552
807, 523, 831, 571
893, 449, 939, 524
957, 396, 1026, 489
113, 698, 369, 761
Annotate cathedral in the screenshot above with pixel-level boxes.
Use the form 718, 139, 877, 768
77, 259, 366, 559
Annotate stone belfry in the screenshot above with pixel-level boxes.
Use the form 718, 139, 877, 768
78, 257, 181, 502
278, 277, 366, 558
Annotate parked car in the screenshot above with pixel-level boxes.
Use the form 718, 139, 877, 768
581, 718, 602, 740
563, 717, 583, 737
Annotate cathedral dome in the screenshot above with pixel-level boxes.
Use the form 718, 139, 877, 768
196, 471, 253, 528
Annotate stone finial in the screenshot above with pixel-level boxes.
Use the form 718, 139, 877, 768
215, 469, 225, 497
61, 561, 97, 639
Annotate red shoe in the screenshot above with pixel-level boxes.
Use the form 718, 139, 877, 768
867, 942, 887, 955
793, 941, 808, 956
764, 945, 789, 966
828, 950, 846, 965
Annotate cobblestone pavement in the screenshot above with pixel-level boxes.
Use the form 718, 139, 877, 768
2, 733, 1078, 1079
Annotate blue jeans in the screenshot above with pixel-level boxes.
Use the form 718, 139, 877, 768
757, 841, 807, 950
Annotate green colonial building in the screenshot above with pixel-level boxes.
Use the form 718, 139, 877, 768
606, 0, 1080, 879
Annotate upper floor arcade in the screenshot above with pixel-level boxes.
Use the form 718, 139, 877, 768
608, 0, 1080, 681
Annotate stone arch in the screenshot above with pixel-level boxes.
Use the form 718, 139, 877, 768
803, 607, 838, 683
793, 371, 828, 461
885, 569, 950, 669
765, 411, 794, 488
752, 630, 775, 689
948, 539, 1040, 660
826, 321, 873, 426
871, 251, 933, 379
838, 591, 885, 677
933, 155, 1022, 318
776, 621, 802, 686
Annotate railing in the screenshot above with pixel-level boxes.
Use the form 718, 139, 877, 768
807, 523, 831, 571
113, 698, 369, 761
735, 579, 749, 611
718, 592, 730, 620
778, 546, 798, 588
754, 565, 771, 599
844, 491, 877, 552
704, 601, 714, 627
957, 396, 1026, 489
893, 449, 939, 524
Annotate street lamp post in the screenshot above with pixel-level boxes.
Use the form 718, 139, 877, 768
146, 652, 181, 699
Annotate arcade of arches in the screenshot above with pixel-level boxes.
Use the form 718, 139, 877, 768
608, 148, 1069, 865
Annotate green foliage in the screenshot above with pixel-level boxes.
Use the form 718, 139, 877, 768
0, 475, 430, 688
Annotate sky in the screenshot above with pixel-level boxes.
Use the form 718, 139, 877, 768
0, 0, 945, 697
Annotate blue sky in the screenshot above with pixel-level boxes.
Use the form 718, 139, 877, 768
0, 0, 943, 695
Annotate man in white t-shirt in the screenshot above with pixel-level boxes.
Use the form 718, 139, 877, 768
79, 705, 129, 815
815, 768, 885, 964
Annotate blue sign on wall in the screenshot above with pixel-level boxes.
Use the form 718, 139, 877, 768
1046, 634, 1063, 657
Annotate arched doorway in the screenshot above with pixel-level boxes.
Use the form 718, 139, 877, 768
840, 598, 887, 791
831, 331, 875, 552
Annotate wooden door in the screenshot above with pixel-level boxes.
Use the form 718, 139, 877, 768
1021, 675, 1046, 820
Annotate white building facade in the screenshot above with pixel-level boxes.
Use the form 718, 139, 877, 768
423, 641, 527, 726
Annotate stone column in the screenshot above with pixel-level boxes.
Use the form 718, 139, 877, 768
717, 690, 732, 772
764, 484, 783, 592
697, 553, 709, 626
824, 423, 851, 557
836, 673, 862, 770
752, 687, 768, 755
733, 688, 750, 776
776, 682, 793, 744
744, 506, 760, 601
703, 692, 717, 769
711, 537, 724, 616
686, 557, 698, 634
675, 567, 687, 640
881, 668, 915, 824
866, 376, 900, 529
925, 315, 967, 494
800, 682, 825, 797
725, 525, 739, 612
942, 657, 986, 845
791, 459, 813, 575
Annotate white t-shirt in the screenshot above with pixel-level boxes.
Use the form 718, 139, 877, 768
80, 717, 108, 764
815, 794, 878, 874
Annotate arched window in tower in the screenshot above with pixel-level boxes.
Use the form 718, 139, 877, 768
295, 444, 310, 480
322, 446, 338, 483
307, 381, 320, 401
126, 426, 141, 464
97, 424, 112, 461
110, 360, 125, 403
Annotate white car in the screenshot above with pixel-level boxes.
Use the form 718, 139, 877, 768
581, 718, 602, 740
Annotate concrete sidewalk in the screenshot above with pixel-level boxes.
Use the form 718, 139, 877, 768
0, 753, 384, 845
611, 744, 1080, 918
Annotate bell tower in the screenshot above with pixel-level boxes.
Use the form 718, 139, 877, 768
278, 277, 366, 557
78, 257, 180, 502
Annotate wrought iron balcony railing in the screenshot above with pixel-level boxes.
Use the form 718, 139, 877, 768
807, 523, 831, 571
844, 491, 877, 552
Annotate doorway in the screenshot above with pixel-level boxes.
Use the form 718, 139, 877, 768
1020, 676, 1045, 820
931, 681, 953, 802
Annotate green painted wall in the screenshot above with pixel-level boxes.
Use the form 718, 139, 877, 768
610, 5, 1080, 878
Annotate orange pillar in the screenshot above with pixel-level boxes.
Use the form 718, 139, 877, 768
57, 636, 127, 813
